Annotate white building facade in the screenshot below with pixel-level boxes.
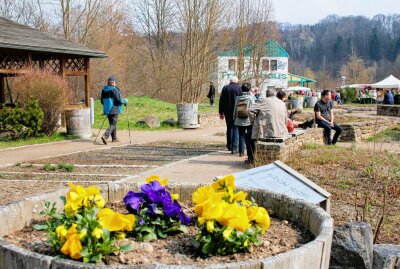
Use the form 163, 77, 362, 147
216, 41, 289, 96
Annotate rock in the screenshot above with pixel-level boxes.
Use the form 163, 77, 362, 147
162, 118, 175, 127
143, 115, 160, 128
373, 244, 400, 269
140, 242, 154, 253
330, 222, 373, 269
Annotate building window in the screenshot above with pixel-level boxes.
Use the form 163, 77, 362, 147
228, 59, 236, 71
270, 60, 277, 71
262, 59, 269, 71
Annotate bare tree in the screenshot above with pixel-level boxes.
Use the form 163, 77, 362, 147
175, 0, 223, 103
341, 53, 376, 84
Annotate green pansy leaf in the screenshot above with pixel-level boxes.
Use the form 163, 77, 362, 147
33, 224, 48, 230
120, 243, 134, 252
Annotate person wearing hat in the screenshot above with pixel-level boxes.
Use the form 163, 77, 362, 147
100, 76, 127, 144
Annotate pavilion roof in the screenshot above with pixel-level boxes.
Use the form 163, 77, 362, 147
0, 17, 106, 58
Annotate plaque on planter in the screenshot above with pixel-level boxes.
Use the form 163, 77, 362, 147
231, 161, 331, 213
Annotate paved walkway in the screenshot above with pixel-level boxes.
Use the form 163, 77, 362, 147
0, 126, 248, 184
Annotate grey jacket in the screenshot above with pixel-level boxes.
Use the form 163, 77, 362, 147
233, 93, 256, 126
248, 96, 289, 140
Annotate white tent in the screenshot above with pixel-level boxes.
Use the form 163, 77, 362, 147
286, 86, 312, 92
371, 75, 400, 88
340, 84, 371, 89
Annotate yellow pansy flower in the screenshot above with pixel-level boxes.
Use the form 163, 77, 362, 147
146, 175, 168, 186
79, 228, 87, 239
61, 234, 83, 259
91, 227, 103, 239
116, 232, 125, 240
218, 203, 250, 232
97, 208, 135, 232
171, 193, 179, 200
222, 227, 233, 240
232, 191, 248, 203
201, 194, 227, 221
206, 220, 214, 232
247, 206, 271, 233
211, 175, 234, 192
56, 225, 68, 239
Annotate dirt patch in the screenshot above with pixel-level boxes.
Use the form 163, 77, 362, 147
5, 201, 313, 266
285, 144, 400, 244
0, 141, 224, 205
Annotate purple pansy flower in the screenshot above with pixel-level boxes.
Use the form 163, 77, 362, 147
124, 191, 145, 213
179, 212, 192, 225
147, 203, 157, 215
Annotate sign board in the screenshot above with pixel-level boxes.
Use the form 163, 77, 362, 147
231, 161, 331, 213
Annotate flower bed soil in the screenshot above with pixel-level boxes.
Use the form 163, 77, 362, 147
4, 201, 314, 266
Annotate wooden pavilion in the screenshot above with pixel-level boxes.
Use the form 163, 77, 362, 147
0, 17, 106, 107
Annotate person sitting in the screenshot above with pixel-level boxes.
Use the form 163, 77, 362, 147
383, 89, 394, 105
276, 90, 314, 131
245, 88, 288, 165
314, 89, 342, 145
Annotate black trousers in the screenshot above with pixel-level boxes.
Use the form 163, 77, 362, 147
103, 113, 119, 140
317, 121, 342, 145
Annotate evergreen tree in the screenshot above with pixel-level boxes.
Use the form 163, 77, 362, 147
369, 27, 381, 61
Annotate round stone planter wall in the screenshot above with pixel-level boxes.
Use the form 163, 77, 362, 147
0, 182, 333, 269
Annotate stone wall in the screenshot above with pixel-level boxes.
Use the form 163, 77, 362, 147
198, 113, 225, 127
340, 118, 399, 142
377, 104, 400, 117
255, 128, 325, 164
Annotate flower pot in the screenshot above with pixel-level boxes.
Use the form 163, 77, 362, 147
65, 108, 92, 139
290, 97, 304, 109
176, 103, 199, 129
0, 182, 333, 268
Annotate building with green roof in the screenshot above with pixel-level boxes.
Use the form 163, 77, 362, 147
216, 40, 289, 94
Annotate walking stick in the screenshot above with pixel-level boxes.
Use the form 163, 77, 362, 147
94, 115, 108, 144
126, 104, 132, 144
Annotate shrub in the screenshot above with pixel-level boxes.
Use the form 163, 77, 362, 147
0, 97, 44, 140
338, 87, 357, 103
13, 71, 68, 135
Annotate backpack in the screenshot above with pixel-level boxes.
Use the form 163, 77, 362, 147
236, 99, 249, 118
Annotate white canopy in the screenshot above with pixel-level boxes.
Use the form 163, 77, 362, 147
286, 86, 312, 92
371, 75, 400, 89
340, 84, 371, 89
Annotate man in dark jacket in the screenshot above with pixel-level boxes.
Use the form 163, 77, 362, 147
219, 76, 242, 153
383, 89, 394, 104
207, 81, 216, 106
100, 76, 127, 144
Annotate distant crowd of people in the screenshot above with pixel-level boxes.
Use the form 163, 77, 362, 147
218, 76, 342, 165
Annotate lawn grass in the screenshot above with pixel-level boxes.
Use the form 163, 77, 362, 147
0, 132, 79, 149
92, 96, 219, 130
367, 125, 400, 142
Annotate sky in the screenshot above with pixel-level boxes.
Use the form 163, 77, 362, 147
273, 0, 397, 25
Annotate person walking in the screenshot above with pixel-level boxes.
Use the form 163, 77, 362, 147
207, 81, 216, 106
100, 76, 127, 145
233, 83, 255, 158
219, 76, 242, 153
314, 89, 342, 145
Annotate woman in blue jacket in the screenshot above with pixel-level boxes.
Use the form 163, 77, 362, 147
100, 76, 127, 144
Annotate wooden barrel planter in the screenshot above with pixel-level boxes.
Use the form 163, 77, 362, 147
306, 96, 318, 108
290, 97, 304, 109
0, 182, 333, 269
176, 103, 200, 129
65, 108, 92, 139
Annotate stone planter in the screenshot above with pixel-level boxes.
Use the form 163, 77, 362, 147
0, 182, 333, 269
290, 97, 304, 109
176, 103, 199, 129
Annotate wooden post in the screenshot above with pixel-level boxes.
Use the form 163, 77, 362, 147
0, 75, 4, 104
84, 57, 90, 107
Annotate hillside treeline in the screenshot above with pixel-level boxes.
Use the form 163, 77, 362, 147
280, 14, 400, 86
